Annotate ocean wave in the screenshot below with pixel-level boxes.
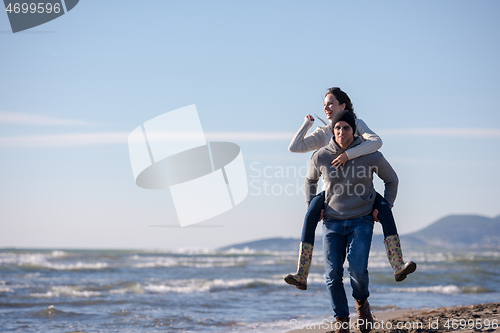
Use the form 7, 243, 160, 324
50, 250, 68, 258
272, 272, 352, 286
131, 255, 253, 269
23, 272, 41, 279
0, 252, 108, 271
216, 248, 299, 256
0, 251, 68, 263
131, 254, 319, 269
388, 251, 500, 264
126, 248, 269, 256
0, 286, 14, 293
144, 278, 283, 294
34, 305, 82, 317
110, 283, 145, 295
216, 247, 258, 255
133, 247, 288, 256
23, 262, 109, 271
30, 286, 102, 298
275, 272, 328, 285
388, 285, 492, 294
368, 261, 392, 268
0, 252, 47, 265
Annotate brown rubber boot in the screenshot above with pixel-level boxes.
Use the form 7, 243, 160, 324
326, 317, 350, 333
384, 234, 417, 282
355, 299, 373, 333
284, 242, 313, 290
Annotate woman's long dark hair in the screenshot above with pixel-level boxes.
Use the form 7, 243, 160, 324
325, 87, 356, 118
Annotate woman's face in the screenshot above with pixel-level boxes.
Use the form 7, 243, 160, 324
324, 93, 346, 121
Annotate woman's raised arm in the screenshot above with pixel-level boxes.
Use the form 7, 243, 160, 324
289, 115, 330, 153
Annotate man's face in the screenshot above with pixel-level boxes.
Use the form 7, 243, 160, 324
333, 121, 354, 147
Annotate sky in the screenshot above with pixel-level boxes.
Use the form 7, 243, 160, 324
1, 0, 499, 250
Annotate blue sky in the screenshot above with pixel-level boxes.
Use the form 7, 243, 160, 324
1, 1, 499, 249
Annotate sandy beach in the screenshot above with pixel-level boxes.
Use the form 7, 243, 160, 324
287, 302, 499, 333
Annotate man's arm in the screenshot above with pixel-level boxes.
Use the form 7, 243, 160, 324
305, 155, 321, 208
374, 153, 399, 207
345, 119, 383, 160
333, 119, 382, 168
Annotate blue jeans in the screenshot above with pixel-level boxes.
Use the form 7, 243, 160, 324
322, 216, 374, 318
301, 191, 326, 244
373, 192, 397, 237
301, 191, 397, 244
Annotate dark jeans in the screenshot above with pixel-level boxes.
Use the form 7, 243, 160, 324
323, 215, 374, 317
301, 191, 397, 245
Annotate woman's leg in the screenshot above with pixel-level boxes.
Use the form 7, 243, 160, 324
284, 191, 325, 290
301, 191, 325, 245
374, 192, 417, 281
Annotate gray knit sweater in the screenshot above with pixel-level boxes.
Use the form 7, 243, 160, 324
305, 136, 399, 220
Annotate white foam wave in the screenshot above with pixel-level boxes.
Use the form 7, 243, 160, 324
0, 252, 107, 270
42, 262, 109, 270
31, 286, 101, 298
393, 285, 461, 294
218, 247, 258, 255
0, 253, 46, 265
303, 273, 326, 284
131, 255, 252, 268
110, 283, 145, 295
0, 286, 14, 293
50, 251, 68, 257
23, 272, 41, 279
368, 261, 392, 268
389, 251, 500, 263
144, 278, 282, 294
159, 248, 218, 255
388, 284, 490, 294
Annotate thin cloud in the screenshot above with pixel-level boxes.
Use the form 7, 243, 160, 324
205, 132, 294, 141
0, 133, 129, 147
0, 111, 93, 126
0, 128, 499, 148
0, 132, 295, 147
377, 128, 500, 138
206, 129, 500, 140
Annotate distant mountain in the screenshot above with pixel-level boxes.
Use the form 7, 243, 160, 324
218, 238, 301, 252
218, 214, 500, 252
402, 214, 500, 249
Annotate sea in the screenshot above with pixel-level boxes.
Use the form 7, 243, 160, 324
1, 247, 499, 332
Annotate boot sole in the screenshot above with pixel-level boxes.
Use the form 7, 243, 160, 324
359, 320, 373, 333
395, 261, 417, 282
284, 275, 307, 290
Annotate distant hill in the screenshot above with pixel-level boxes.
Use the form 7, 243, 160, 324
402, 214, 500, 249
218, 214, 500, 252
